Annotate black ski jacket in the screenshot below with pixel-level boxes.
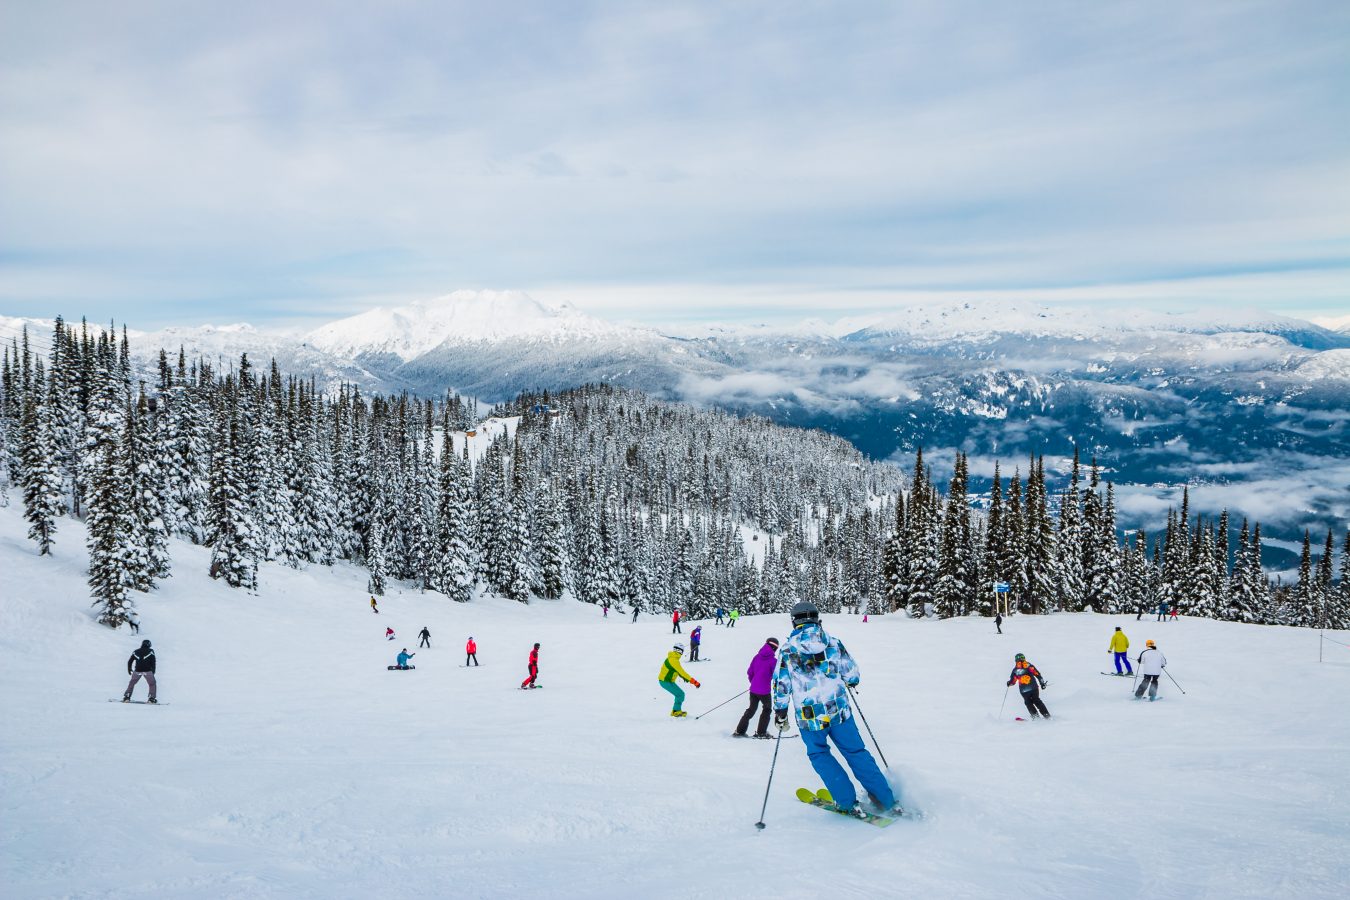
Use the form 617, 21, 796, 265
128, 646, 156, 674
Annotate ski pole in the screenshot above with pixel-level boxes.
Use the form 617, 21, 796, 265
694, 689, 749, 720
754, 727, 785, 830
1163, 669, 1186, 695
846, 685, 890, 769
998, 683, 1010, 719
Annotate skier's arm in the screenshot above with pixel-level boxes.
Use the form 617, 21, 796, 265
670, 657, 695, 682
772, 659, 791, 712
127, 653, 135, 674
834, 639, 860, 686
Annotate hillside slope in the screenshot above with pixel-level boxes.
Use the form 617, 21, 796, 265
1, 504, 1348, 899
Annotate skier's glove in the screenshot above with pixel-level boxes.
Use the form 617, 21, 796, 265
774, 711, 790, 732
1039, 681, 1048, 690
691, 679, 701, 688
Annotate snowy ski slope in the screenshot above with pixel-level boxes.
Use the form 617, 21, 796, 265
1, 503, 1348, 900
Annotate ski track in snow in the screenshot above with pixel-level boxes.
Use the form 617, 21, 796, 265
1, 505, 1348, 899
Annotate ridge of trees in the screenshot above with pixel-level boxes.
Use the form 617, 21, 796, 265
1, 319, 1346, 632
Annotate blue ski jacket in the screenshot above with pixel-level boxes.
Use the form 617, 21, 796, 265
771, 623, 858, 732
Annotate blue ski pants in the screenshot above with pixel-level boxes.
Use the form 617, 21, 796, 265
659, 680, 686, 711
1114, 651, 1133, 674
799, 714, 894, 809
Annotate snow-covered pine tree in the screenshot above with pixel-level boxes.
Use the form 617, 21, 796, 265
20, 361, 65, 554
1336, 530, 1350, 630
882, 489, 906, 613
1024, 456, 1056, 614
1053, 447, 1086, 612
124, 388, 170, 589
366, 516, 388, 596
1293, 530, 1315, 627
85, 401, 138, 629
1314, 530, 1335, 630
434, 426, 474, 603
207, 392, 259, 591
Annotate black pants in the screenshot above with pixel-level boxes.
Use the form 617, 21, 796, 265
1021, 690, 1050, 718
419, 636, 430, 647
1135, 674, 1159, 699
690, 644, 700, 661
466, 653, 478, 666
673, 622, 681, 633
735, 692, 772, 736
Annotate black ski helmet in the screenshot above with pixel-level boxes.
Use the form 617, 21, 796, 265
790, 602, 820, 626
140, 640, 151, 649
1015, 652, 1026, 661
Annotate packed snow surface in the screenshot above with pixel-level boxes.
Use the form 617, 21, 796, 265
2, 505, 1348, 899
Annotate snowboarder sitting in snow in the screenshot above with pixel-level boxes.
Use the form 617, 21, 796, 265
689, 626, 703, 661
1108, 627, 1133, 675
773, 602, 898, 817
386, 627, 395, 641
123, 639, 157, 703
521, 643, 540, 689
1007, 653, 1050, 719
1134, 640, 1167, 701
658, 644, 700, 717
395, 649, 415, 669
465, 636, 479, 666
734, 637, 779, 738
418, 627, 431, 648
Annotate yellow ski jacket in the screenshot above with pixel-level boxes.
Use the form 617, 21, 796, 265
1109, 632, 1130, 652
658, 651, 694, 683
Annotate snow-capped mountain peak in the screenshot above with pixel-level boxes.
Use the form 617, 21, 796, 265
305, 289, 644, 361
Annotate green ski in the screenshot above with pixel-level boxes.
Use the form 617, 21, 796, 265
795, 788, 895, 827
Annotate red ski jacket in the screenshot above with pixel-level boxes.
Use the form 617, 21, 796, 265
467, 639, 477, 654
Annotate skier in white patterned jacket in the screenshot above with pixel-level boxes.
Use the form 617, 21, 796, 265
772, 602, 899, 817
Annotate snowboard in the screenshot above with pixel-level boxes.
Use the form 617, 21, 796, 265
387, 665, 416, 670
110, 699, 166, 705
795, 787, 895, 827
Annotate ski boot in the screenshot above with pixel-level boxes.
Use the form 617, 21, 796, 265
121, 695, 131, 703
147, 698, 157, 704
670, 710, 688, 718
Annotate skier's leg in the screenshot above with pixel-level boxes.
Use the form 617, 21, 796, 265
144, 672, 157, 701
659, 680, 685, 712
1032, 696, 1049, 718
829, 716, 895, 808
800, 727, 857, 808
754, 693, 773, 735
1134, 678, 1147, 698
1124, 654, 1133, 675
125, 672, 141, 698
734, 698, 755, 735
1148, 675, 1159, 699
1022, 693, 1039, 717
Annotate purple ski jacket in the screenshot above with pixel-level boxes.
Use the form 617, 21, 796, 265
747, 643, 778, 694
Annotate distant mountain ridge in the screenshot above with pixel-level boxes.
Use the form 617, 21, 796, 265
4, 294, 1348, 538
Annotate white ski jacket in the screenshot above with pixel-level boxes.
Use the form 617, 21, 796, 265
1137, 648, 1167, 676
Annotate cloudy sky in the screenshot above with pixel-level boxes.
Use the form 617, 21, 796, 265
1, 0, 1347, 328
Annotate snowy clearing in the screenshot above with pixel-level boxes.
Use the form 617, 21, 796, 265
1, 504, 1348, 899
